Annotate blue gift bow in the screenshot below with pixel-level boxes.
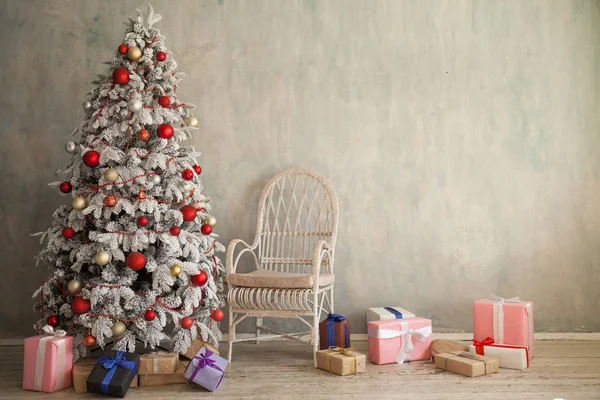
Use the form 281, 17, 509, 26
97, 351, 138, 395
189, 349, 225, 389
325, 313, 349, 348
383, 307, 404, 319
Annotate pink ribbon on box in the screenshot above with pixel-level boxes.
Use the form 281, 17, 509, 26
367, 321, 432, 364
34, 325, 68, 391
490, 295, 533, 350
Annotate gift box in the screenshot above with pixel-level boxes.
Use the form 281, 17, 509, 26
319, 314, 350, 350
182, 339, 220, 360
184, 347, 227, 392
368, 317, 432, 364
367, 306, 416, 322
316, 347, 366, 376
469, 337, 529, 370
23, 326, 73, 393
435, 351, 499, 377
138, 352, 179, 375
73, 358, 138, 394
139, 360, 190, 387
473, 297, 534, 359
86, 350, 140, 397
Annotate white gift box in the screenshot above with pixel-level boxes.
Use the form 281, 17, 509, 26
469, 343, 529, 370
366, 307, 416, 322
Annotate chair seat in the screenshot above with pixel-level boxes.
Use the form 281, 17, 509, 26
227, 270, 335, 289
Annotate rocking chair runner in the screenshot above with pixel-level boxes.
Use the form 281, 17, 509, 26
226, 169, 339, 366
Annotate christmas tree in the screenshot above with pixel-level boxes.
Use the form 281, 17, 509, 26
32, 6, 225, 360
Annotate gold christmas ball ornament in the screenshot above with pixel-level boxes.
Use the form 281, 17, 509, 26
67, 279, 82, 294
95, 250, 111, 266
127, 46, 142, 61
205, 215, 217, 227
103, 167, 119, 183
170, 264, 181, 276
72, 196, 87, 210
185, 115, 199, 128
111, 321, 126, 336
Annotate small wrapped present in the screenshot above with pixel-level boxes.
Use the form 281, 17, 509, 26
182, 339, 220, 360
319, 314, 350, 350
473, 296, 534, 359
469, 337, 529, 370
139, 360, 190, 387
86, 350, 140, 397
138, 352, 179, 375
184, 347, 227, 392
23, 325, 73, 393
316, 347, 366, 376
435, 351, 499, 377
73, 358, 138, 394
367, 306, 416, 322
368, 317, 432, 364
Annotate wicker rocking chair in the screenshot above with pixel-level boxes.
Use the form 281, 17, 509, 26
226, 169, 339, 366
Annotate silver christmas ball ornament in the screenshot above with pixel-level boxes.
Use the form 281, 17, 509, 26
82, 100, 92, 111
150, 175, 161, 185
67, 279, 82, 294
111, 321, 127, 336
178, 181, 193, 193
95, 250, 111, 266
103, 168, 119, 183
65, 141, 77, 154
205, 215, 217, 227
128, 98, 143, 112
185, 115, 199, 128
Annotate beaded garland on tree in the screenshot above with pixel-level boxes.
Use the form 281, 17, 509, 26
32, 6, 224, 361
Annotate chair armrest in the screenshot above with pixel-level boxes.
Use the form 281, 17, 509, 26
311, 240, 331, 279
226, 239, 259, 275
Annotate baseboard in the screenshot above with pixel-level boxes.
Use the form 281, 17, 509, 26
2, 331, 599, 346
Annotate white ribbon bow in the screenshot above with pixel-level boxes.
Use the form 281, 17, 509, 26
395, 325, 432, 364
490, 295, 533, 352
41, 325, 67, 337
34, 325, 67, 391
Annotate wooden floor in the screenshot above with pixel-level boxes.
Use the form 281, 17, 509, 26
2, 341, 600, 399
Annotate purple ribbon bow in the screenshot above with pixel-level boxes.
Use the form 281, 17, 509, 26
190, 349, 224, 388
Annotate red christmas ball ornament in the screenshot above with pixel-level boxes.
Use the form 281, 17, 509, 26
71, 297, 91, 314
156, 123, 174, 140
112, 67, 130, 85
118, 43, 128, 55
180, 205, 197, 222
137, 216, 149, 227
83, 150, 100, 168
211, 309, 224, 322
180, 316, 193, 329
181, 169, 194, 181
144, 309, 156, 321
156, 51, 167, 61
126, 252, 146, 271
83, 334, 96, 347
169, 226, 181, 236
59, 182, 72, 193
47, 315, 60, 327
190, 271, 208, 287
201, 224, 213, 235
158, 96, 170, 107
192, 165, 202, 175
62, 227, 75, 239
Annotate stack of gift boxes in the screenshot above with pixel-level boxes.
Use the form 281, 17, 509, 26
316, 297, 534, 378
23, 330, 227, 397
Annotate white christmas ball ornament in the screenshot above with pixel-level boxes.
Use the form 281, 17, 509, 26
205, 215, 217, 227
185, 115, 199, 128
150, 175, 161, 185
65, 141, 77, 154
95, 250, 111, 266
82, 100, 92, 111
128, 98, 143, 112
178, 181, 193, 193
103, 168, 119, 183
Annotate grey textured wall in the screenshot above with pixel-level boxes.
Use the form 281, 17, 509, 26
0, 0, 599, 338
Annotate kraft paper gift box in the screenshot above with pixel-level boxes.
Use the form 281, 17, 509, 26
86, 350, 140, 397
182, 339, 220, 360
138, 352, 179, 375
139, 360, 190, 387
73, 358, 138, 394
184, 347, 227, 392
368, 317, 432, 364
319, 313, 350, 350
23, 326, 73, 393
316, 347, 366, 376
435, 351, 499, 377
367, 306, 416, 322
473, 297, 534, 359
469, 337, 529, 370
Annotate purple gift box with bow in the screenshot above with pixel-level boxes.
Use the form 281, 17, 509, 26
183, 347, 227, 391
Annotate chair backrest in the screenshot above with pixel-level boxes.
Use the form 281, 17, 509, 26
255, 169, 339, 275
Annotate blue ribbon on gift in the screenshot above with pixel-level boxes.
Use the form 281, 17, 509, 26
97, 351, 138, 395
189, 349, 225, 388
325, 313, 349, 348
383, 307, 404, 319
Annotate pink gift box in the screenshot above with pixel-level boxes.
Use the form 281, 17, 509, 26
23, 331, 73, 392
367, 317, 432, 365
473, 297, 534, 359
